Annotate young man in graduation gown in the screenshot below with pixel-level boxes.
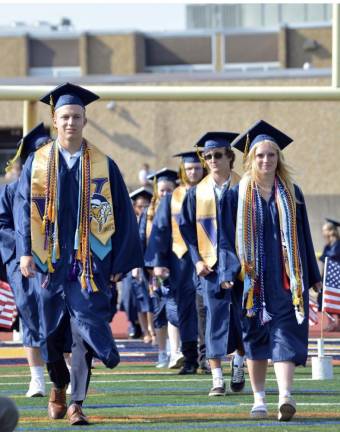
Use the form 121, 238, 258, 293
144, 151, 206, 374
141, 168, 179, 367
16, 83, 143, 425
0, 124, 50, 397
179, 132, 246, 396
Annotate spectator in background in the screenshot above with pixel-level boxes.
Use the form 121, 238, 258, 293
318, 218, 340, 331
138, 163, 152, 186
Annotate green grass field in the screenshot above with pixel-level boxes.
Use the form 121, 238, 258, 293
2, 362, 340, 432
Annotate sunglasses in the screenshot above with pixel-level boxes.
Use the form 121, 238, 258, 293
203, 151, 224, 161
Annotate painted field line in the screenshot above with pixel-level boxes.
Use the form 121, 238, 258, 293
17, 412, 340, 424
15, 419, 340, 431
17, 401, 340, 412
0, 376, 337, 386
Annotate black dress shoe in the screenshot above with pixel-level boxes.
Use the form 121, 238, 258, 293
129, 322, 142, 339
178, 364, 197, 375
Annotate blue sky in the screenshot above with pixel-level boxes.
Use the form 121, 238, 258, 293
0, 3, 187, 32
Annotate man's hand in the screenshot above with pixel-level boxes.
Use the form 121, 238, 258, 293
221, 281, 234, 290
111, 273, 123, 283
20, 256, 36, 278
131, 268, 141, 279
312, 281, 323, 293
195, 260, 213, 277
154, 267, 170, 279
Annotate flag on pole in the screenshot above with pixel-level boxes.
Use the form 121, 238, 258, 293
309, 296, 319, 326
322, 257, 340, 315
0, 280, 17, 329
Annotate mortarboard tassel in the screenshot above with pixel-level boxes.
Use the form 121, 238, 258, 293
5, 139, 24, 173
195, 145, 207, 169
243, 133, 250, 164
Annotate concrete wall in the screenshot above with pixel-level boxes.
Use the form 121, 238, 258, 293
0, 25, 333, 77
284, 25, 331, 68
0, 36, 28, 77
84, 32, 145, 75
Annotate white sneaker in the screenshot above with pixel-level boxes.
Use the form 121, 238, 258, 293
156, 352, 168, 368
250, 401, 268, 419
26, 378, 46, 397
278, 396, 296, 421
168, 352, 185, 369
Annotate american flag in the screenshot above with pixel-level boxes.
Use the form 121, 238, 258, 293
309, 296, 319, 326
0, 281, 17, 330
322, 257, 340, 315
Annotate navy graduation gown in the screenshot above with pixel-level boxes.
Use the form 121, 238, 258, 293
144, 193, 197, 342
0, 181, 42, 347
16, 150, 143, 367
319, 240, 340, 263
219, 184, 321, 366
179, 186, 241, 359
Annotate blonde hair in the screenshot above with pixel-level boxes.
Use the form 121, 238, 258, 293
243, 140, 296, 200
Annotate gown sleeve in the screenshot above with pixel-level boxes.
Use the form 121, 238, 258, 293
108, 159, 144, 275
15, 154, 34, 258
144, 194, 172, 268
178, 186, 201, 265
218, 185, 241, 284
295, 185, 321, 288
0, 182, 16, 264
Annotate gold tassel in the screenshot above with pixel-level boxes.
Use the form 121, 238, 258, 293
47, 257, 55, 273
90, 275, 99, 292
246, 287, 254, 310
5, 139, 24, 173
41, 216, 47, 234
179, 162, 188, 185
49, 95, 55, 117
195, 145, 207, 169
243, 133, 250, 164
80, 272, 87, 289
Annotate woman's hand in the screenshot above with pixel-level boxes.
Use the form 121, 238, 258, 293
195, 260, 213, 277
221, 281, 234, 290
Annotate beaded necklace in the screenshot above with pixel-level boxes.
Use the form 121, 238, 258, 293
237, 174, 304, 324
42, 140, 99, 292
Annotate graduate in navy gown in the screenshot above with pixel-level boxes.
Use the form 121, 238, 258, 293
142, 168, 178, 368
16, 83, 143, 426
318, 218, 340, 330
179, 132, 246, 396
128, 186, 155, 343
0, 123, 50, 398
219, 120, 322, 421
145, 151, 206, 374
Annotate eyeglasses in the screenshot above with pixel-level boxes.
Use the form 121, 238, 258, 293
203, 151, 224, 161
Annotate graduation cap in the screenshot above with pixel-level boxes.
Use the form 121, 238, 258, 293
5, 123, 50, 173
20, 123, 50, 162
173, 150, 202, 163
195, 132, 239, 151
40, 82, 99, 112
325, 218, 340, 228
129, 187, 153, 201
232, 120, 293, 157
147, 168, 178, 184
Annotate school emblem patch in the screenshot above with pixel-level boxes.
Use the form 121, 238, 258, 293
90, 193, 113, 232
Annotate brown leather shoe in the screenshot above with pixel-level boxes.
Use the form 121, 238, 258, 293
48, 387, 67, 419
67, 403, 90, 425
